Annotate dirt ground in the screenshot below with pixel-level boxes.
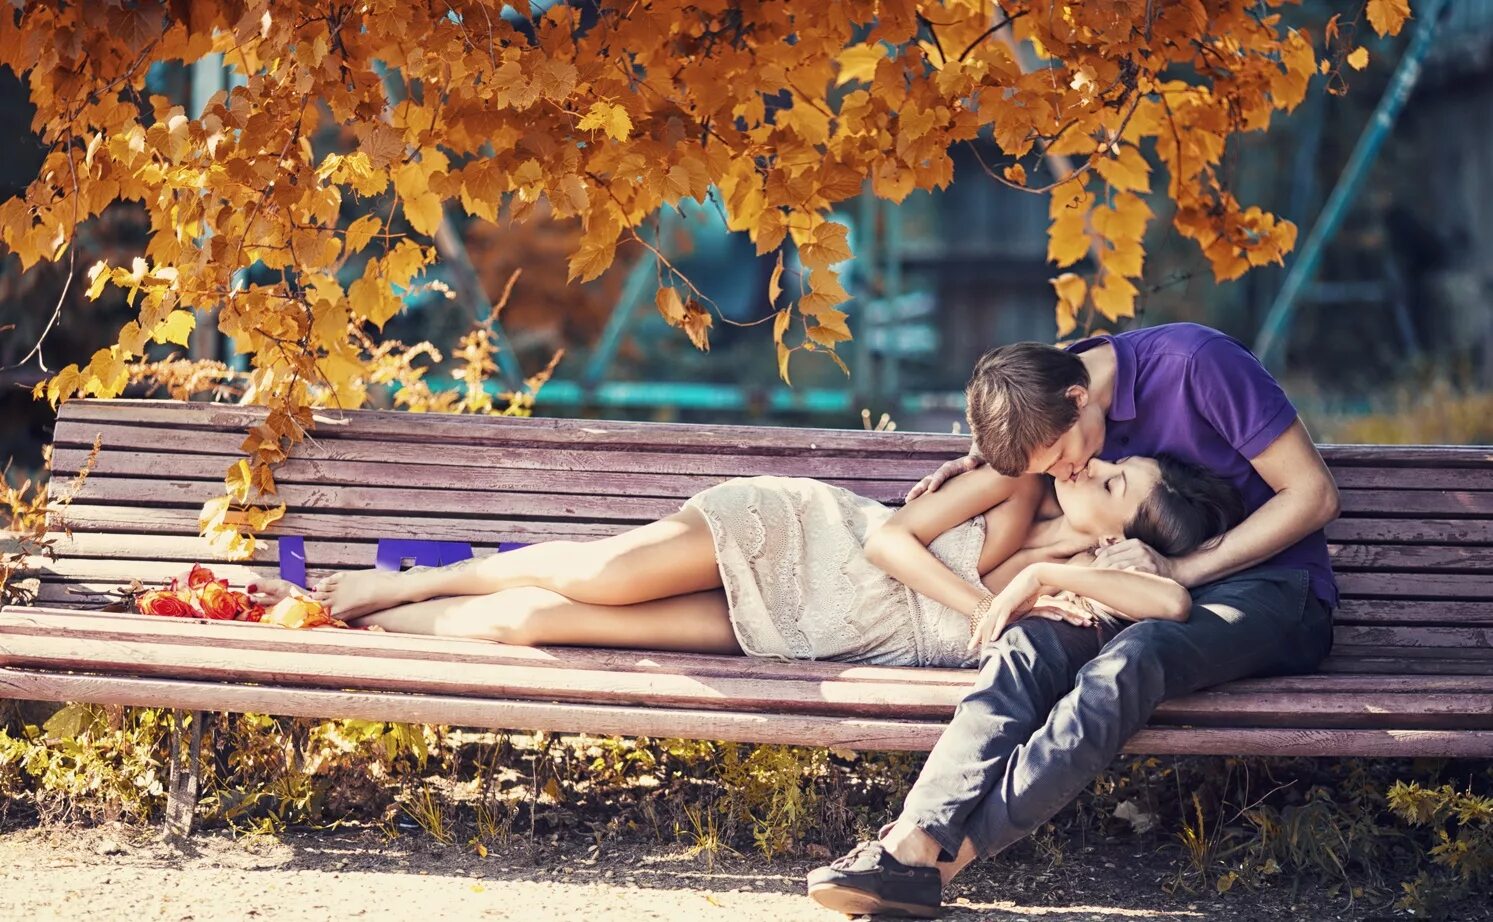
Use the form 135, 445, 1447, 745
2, 823, 1476, 922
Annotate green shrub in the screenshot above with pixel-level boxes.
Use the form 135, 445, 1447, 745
1387, 780, 1493, 918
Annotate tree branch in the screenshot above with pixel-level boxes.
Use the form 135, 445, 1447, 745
959, 10, 1028, 63
918, 14, 947, 66
7, 132, 80, 373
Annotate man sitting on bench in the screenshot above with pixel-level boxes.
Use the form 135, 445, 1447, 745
806, 322, 1340, 918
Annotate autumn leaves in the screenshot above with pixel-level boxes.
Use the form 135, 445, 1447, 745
0, 1, 1420, 561
4, 2, 1417, 402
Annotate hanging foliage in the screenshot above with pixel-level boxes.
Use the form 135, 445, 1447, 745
0, 1, 1410, 554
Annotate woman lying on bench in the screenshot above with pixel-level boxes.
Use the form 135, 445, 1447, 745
249, 444, 1243, 667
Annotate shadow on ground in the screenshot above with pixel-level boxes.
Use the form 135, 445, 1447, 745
0, 824, 1471, 921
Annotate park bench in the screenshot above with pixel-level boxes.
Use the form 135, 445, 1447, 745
3, 398, 1492, 837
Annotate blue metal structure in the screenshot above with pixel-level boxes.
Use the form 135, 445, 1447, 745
1253, 0, 1453, 371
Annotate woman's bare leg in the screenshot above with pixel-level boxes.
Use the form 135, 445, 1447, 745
349, 585, 741, 654
311, 507, 723, 619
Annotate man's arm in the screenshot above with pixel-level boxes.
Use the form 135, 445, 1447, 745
1095, 419, 1339, 587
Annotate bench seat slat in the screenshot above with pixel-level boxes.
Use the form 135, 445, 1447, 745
11, 608, 1493, 694
0, 609, 973, 684
4, 666, 1490, 756
4, 632, 1491, 729
25, 583, 1493, 640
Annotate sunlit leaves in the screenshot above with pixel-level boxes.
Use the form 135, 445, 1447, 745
0, 0, 1404, 553
151, 311, 196, 346
1048, 183, 1093, 269
655, 286, 686, 325
1051, 273, 1085, 338
836, 43, 888, 86
767, 252, 785, 307
798, 222, 853, 270
343, 214, 382, 255
680, 300, 713, 352
1094, 146, 1150, 194
577, 101, 633, 141
1367, 0, 1412, 37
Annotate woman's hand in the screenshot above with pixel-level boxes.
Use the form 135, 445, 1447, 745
905, 453, 984, 503
968, 565, 1047, 650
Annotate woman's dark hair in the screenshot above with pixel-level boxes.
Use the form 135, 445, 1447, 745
1125, 455, 1247, 557
965, 343, 1090, 476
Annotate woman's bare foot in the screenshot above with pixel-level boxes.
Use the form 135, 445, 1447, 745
246, 577, 303, 607
311, 569, 412, 620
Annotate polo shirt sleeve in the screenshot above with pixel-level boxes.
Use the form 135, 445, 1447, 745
1187, 335, 1298, 459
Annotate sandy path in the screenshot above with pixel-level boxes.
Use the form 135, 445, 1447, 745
0, 825, 1406, 921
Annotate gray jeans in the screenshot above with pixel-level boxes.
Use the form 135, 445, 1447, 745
898, 567, 1333, 860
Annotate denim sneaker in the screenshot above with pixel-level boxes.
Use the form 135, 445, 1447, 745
806, 840, 942, 918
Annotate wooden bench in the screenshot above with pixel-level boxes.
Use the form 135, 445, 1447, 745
4, 399, 1493, 833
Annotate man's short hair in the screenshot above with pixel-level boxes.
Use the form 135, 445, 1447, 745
965, 343, 1090, 476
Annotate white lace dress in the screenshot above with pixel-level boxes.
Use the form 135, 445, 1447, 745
682, 475, 986, 668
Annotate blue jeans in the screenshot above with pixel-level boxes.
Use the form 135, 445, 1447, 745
897, 567, 1333, 860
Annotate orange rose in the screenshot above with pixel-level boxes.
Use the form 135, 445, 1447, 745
241, 603, 266, 623
225, 590, 256, 620
137, 589, 196, 618
196, 581, 241, 620
170, 563, 223, 592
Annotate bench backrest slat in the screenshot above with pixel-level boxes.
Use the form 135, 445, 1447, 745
28, 399, 1493, 677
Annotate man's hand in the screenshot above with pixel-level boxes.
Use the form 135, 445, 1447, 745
906, 454, 985, 503
1026, 592, 1101, 628
1091, 538, 1176, 579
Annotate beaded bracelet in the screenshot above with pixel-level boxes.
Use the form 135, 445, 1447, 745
967, 592, 997, 634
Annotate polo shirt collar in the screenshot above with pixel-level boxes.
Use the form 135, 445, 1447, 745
1067, 333, 1137, 422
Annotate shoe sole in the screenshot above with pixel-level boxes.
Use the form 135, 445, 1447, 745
807, 881, 941, 918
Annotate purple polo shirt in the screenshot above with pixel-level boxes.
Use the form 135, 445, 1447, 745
1067, 323, 1338, 608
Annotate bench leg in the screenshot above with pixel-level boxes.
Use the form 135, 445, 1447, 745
163, 709, 205, 843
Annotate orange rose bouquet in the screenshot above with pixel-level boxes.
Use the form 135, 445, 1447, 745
134, 564, 345, 630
